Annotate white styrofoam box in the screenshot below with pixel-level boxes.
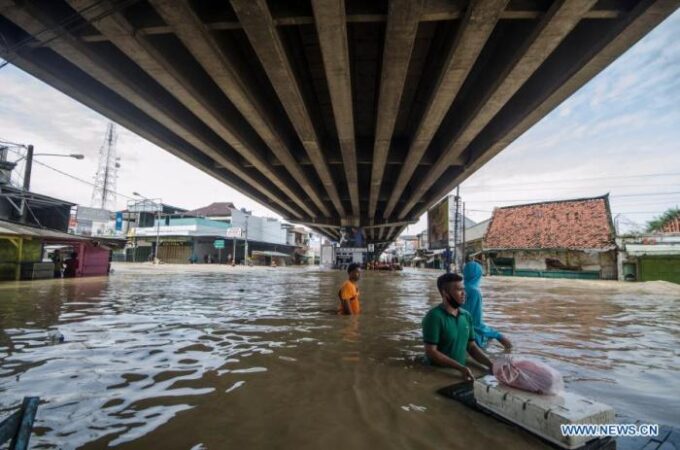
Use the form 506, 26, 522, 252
474, 375, 615, 449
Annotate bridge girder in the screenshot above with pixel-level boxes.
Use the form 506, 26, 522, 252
0, 0, 677, 243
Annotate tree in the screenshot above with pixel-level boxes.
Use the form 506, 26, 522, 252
646, 207, 680, 232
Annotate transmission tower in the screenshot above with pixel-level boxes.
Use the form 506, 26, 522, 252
91, 123, 120, 210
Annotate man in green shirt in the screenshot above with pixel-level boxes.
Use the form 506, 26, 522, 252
422, 273, 493, 381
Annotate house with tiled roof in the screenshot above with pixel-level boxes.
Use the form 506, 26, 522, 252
616, 208, 680, 284
482, 195, 617, 279
183, 202, 236, 221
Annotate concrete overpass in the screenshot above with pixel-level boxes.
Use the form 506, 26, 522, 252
1, 0, 677, 248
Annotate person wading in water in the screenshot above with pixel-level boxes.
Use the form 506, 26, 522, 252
338, 263, 361, 315
422, 273, 493, 381
462, 260, 513, 350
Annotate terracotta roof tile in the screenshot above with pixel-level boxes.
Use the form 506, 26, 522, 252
184, 202, 235, 217
483, 196, 615, 250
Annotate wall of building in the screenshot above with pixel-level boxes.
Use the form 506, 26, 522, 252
0, 237, 43, 280
493, 249, 616, 279
230, 210, 286, 244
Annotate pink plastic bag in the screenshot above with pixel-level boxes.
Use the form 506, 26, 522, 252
492, 356, 564, 395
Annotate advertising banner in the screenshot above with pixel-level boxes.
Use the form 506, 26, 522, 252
76, 206, 111, 223
428, 196, 451, 250
340, 226, 365, 247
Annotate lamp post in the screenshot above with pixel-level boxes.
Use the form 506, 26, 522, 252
244, 213, 249, 265
133, 192, 161, 264
12, 145, 85, 223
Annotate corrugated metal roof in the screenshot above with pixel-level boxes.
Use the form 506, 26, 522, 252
465, 219, 491, 243
0, 219, 89, 241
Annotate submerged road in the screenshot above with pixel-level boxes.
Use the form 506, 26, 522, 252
0, 265, 678, 449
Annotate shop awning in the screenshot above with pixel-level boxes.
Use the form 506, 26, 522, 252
252, 250, 292, 258
0, 219, 89, 241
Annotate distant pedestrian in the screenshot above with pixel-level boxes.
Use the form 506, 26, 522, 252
51, 249, 63, 278
64, 252, 79, 278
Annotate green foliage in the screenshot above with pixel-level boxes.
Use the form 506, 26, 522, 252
646, 207, 680, 232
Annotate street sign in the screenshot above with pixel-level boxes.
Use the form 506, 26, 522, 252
226, 227, 242, 238
214, 239, 225, 249
115, 212, 123, 231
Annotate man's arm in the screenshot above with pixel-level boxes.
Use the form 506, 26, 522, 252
338, 286, 355, 315
425, 344, 474, 381
340, 298, 353, 315
467, 341, 493, 371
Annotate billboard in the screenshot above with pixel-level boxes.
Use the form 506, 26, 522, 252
128, 199, 162, 213
339, 226, 365, 247
427, 196, 453, 250
76, 206, 111, 222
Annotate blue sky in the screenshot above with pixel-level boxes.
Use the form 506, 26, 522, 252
1, 10, 679, 235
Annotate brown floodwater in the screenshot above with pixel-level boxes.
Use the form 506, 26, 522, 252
0, 264, 678, 449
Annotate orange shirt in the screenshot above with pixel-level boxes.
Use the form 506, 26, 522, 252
337, 280, 361, 315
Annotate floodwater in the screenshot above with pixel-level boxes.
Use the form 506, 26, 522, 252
0, 264, 679, 449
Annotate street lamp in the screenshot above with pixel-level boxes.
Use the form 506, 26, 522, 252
8, 144, 85, 223
133, 192, 162, 264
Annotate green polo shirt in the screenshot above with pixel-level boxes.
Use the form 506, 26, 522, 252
422, 304, 475, 366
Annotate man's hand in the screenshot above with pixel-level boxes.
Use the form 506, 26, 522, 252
341, 299, 353, 315
460, 367, 475, 382
499, 336, 513, 351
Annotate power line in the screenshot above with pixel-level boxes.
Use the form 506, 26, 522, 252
463, 183, 678, 192
462, 172, 680, 189
461, 192, 680, 203
31, 158, 134, 201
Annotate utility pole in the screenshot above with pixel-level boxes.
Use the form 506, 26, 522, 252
451, 186, 463, 273
155, 205, 161, 264
244, 214, 249, 265
232, 233, 236, 265
19, 144, 33, 223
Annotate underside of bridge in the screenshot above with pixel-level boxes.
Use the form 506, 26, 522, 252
1, 0, 677, 249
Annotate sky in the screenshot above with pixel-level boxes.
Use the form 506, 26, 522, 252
0, 10, 678, 236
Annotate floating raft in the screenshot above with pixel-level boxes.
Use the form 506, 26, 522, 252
474, 375, 614, 449
438, 381, 614, 450
439, 378, 680, 450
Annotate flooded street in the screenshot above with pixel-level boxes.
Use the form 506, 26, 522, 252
1, 265, 679, 449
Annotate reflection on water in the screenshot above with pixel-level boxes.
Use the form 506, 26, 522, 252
0, 266, 678, 449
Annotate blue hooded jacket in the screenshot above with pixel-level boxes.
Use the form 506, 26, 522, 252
462, 261, 503, 348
